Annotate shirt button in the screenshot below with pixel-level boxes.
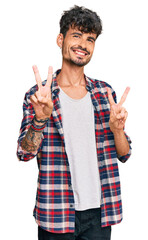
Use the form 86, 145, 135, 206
70, 204, 73, 208
86, 85, 91, 91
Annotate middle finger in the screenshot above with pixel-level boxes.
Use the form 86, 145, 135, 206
32, 65, 42, 89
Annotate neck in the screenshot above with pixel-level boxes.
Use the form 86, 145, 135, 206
57, 60, 85, 87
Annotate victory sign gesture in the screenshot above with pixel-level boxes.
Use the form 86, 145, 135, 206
107, 87, 130, 133
30, 65, 54, 121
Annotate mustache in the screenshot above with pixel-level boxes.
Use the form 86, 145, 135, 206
71, 46, 90, 55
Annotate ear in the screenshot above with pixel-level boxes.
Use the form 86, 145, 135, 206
57, 33, 64, 48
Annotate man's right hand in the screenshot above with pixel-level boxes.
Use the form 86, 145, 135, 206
30, 65, 54, 121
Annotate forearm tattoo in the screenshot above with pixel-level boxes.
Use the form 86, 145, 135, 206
21, 127, 43, 152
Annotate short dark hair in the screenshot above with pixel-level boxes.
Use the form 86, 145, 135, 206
60, 5, 102, 38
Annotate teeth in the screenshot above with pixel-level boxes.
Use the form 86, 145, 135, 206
75, 51, 85, 56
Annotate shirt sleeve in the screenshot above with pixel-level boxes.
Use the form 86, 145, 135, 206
16, 88, 45, 162
117, 131, 132, 163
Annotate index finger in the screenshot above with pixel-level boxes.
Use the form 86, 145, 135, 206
46, 66, 53, 87
119, 87, 130, 106
107, 87, 115, 106
32, 65, 42, 89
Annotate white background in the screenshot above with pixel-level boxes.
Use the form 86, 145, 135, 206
0, 0, 148, 239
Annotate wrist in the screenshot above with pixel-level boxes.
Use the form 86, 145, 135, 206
112, 129, 124, 137
34, 115, 49, 126
31, 116, 48, 131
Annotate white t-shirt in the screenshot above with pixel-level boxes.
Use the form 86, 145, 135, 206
59, 86, 101, 210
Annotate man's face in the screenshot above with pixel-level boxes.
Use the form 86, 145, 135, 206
60, 27, 97, 67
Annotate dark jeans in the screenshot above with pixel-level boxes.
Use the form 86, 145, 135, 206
38, 207, 111, 240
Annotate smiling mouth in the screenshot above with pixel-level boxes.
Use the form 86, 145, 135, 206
72, 49, 89, 57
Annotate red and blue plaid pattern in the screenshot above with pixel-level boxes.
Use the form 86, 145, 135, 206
17, 69, 131, 233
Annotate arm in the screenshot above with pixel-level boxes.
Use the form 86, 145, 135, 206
107, 87, 132, 162
21, 118, 47, 153
17, 93, 47, 161
113, 130, 129, 156
17, 65, 53, 161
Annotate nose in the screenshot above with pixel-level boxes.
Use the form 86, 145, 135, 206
76, 39, 90, 54
78, 37, 87, 49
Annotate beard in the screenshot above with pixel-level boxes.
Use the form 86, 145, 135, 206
68, 56, 91, 67
62, 45, 92, 67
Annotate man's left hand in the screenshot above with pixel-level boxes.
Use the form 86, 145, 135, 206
107, 87, 130, 133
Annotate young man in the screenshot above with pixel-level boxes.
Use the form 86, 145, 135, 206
17, 5, 131, 240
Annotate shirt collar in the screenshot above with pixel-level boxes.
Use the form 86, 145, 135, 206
51, 69, 94, 96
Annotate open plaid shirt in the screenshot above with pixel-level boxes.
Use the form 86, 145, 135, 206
17, 69, 132, 233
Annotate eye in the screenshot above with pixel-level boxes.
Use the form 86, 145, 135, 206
87, 39, 94, 43
73, 35, 80, 38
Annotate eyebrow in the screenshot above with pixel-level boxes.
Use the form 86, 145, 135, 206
71, 32, 82, 36
87, 36, 96, 42
71, 32, 96, 42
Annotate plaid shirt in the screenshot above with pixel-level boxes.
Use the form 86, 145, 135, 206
17, 69, 132, 233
